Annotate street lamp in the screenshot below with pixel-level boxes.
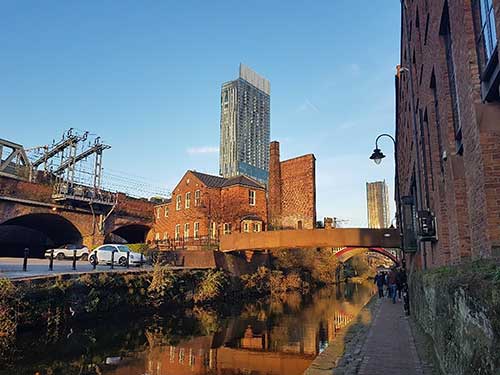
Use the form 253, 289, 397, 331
370, 134, 395, 165
369, 132, 404, 266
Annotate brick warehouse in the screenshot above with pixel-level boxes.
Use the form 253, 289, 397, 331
396, 0, 500, 268
148, 170, 267, 249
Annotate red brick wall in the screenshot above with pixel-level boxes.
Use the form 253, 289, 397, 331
221, 185, 267, 232
268, 141, 282, 229
149, 171, 220, 241
396, 0, 500, 268
280, 155, 316, 229
268, 142, 317, 230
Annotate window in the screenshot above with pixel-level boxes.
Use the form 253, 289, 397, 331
155, 233, 160, 241
478, 0, 498, 62
185, 192, 191, 209
163, 232, 168, 240
194, 190, 201, 206
156, 208, 160, 219
175, 224, 180, 240
440, 3, 463, 154
243, 222, 249, 233
176, 195, 182, 211
165, 206, 169, 217
184, 223, 190, 239
253, 222, 261, 232
249, 190, 256, 206
224, 223, 232, 234
211, 222, 217, 239
194, 222, 199, 239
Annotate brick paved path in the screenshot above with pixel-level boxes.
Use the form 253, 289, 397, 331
358, 298, 424, 375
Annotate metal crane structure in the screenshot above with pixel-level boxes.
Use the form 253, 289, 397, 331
3, 129, 115, 207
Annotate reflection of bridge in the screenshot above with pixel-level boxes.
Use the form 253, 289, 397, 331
0, 175, 153, 257
220, 228, 401, 263
336, 247, 400, 264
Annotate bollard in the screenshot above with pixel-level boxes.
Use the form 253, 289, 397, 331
23, 248, 29, 272
49, 249, 54, 271
111, 250, 116, 269
140, 253, 144, 268
90, 253, 98, 270
72, 249, 77, 271
126, 251, 130, 269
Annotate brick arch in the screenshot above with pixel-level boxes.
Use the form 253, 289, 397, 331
335, 247, 399, 265
107, 223, 152, 244
0, 213, 84, 257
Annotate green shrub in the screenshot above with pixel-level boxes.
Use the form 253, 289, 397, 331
148, 263, 177, 307
193, 270, 229, 304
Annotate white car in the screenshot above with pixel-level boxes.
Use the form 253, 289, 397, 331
45, 244, 89, 261
88, 244, 145, 266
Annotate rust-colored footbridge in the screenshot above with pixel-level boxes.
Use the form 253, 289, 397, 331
220, 228, 400, 252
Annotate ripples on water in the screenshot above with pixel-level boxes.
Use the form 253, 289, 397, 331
2, 281, 375, 375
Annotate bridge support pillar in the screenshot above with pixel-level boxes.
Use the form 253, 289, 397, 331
82, 233, 104, 250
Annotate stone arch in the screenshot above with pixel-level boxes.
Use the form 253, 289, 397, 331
335, 247, 399, 265
0, 213, 83, 257
106, 224, 151, 244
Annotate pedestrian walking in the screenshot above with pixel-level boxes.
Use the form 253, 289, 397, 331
388, 268, 398, 304
374, 271, 385, 298
396, 267, 405, 300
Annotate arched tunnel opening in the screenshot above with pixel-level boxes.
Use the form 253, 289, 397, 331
0, 214, 83, 258
106, 224, 151, 244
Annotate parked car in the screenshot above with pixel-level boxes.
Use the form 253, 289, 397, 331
88, 244, 145, 266
44, 244, 89, 261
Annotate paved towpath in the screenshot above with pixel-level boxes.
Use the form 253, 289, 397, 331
306, 296, 436, 375
357, 299, 425, 375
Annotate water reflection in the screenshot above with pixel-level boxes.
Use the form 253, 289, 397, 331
2, 282, 374, 375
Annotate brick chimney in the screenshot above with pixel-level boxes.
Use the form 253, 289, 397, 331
268, 141, 282, 229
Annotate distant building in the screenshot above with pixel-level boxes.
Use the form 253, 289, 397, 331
149, 170, 267, 248
366, 181, 390, 229
219, 64, 270, 184
268, 141, 316, 230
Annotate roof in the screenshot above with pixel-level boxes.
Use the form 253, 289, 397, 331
222, 175, 264, 189
190, 171, 227, 188
189, 170, 264, 190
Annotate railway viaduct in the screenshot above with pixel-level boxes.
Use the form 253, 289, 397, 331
0, 175, 154, 257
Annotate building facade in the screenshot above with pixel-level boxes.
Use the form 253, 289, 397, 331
219, 64, 271, 184
149, 170, 267, 249
396, 0, 500, 269
268, 141, 317, 230
366, 181, 390, 229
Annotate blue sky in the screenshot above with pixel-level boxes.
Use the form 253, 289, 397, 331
1, 1, 400, 227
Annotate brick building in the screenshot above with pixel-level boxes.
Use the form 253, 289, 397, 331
149, 170, 266, 248
268, 141, 316, 230
396, 0, 500, 268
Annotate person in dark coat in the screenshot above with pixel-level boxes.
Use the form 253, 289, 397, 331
396, 267, 407, 300
388, 268, 398, 304
374, 271, 385, 298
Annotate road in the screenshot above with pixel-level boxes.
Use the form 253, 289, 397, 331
0, 257, 152, 279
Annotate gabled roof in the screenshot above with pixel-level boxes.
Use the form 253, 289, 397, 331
223, 175, 264, 189
189, 170, 265, 190
190, 170, 227, 188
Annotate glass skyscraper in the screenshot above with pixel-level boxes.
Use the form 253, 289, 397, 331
219, 64, 270, 184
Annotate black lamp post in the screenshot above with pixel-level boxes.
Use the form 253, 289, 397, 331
369, 133, 404, 266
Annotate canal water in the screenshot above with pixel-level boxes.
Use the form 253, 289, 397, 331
2, 282, 374, 375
